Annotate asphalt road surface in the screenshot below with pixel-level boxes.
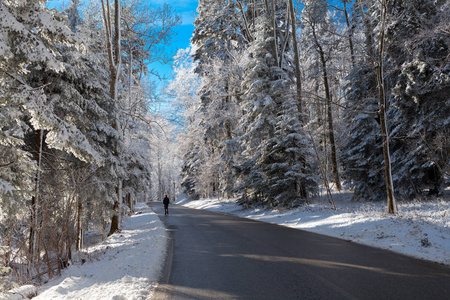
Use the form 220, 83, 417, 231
149, 203, 450, 300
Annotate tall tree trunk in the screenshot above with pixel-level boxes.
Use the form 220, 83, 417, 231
29, 129, 44, 259
265, 0, 279, 67
357, 0, 375, 61
109, 191, 120, 234
318, 45, 341, 191
102, 0, 123, 236
126, 193, 132, 211
288, 0, 307, 199
376, 0, 396, 214
76, 197, 82, 251
343, 0, 355, 67
288, 0, 303, 119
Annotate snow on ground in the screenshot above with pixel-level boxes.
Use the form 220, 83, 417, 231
27, 202, 167, 300
177, 191, 450, 266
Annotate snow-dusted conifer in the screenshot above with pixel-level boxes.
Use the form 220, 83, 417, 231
66, 0, 83, 33
167, 48, 203, 199
341, 65, 386, 201
190, 0, 247, 198
265, 83, 318, 206
238, 8, 317, 206
0, 0, 119, 280
386, 0, 450, 197
301, 0, 342, 191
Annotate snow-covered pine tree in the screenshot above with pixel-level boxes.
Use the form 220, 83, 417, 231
237, 13, 277, 204
65, 0, 83, 33
0, 1, 37, 217
340, 0, 396, 203
264, 79, 318, 206
341, 64, 387, 201
341, 0, 449, 202
0, 0, 119, 282
301, 0, 342, 191
189, 0, 247, 198
0, 0, 77, 217
167, 48, 203, 199
196, 56, 245, 198
0, 82, 35, 225
192, 0, 243, 69
386, 0, 450, 197
237, 2, 317, 206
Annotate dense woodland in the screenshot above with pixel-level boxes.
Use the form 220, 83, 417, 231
0, 0, 449, 291
0, 0, 180, 290
174, 0, 449, 210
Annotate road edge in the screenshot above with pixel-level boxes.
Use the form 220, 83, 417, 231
147, 202, 174, 300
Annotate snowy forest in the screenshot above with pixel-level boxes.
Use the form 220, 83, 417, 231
0, 0, 449, 292
175, 0, 449, 208
0, 0, 181, 290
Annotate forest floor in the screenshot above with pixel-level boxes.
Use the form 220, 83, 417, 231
3, 190, 448, 299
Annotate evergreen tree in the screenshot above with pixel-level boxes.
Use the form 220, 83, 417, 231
341, 0, 449, 202
265, 82, 318, 206
301, 0, 342, 190
0, 0, 118, 281
341, 65, 386, 201
237, 15, 279, 203
192, 0, 244, 70
66, 0, 83, 33
238, 5, 317, 206
190, 0, 247, 198
167, 48, 203, 199
386, 0, 450, 197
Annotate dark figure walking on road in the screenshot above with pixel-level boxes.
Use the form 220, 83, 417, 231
163, 195, 170, 215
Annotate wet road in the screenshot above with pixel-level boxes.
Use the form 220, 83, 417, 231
150, 203, 450, 300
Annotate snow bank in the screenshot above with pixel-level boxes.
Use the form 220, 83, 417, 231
29, 202, 167, 300
177, 194, 450, 265
0, 285, 37, 300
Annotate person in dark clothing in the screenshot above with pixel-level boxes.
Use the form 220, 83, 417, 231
163, 194, 170, 215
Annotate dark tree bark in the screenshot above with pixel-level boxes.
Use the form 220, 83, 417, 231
29, 129, 43, 257
76, 198, 82, 251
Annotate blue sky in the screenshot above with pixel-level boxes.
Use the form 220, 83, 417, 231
46, 0, 199, 83
144, 0, 198, 81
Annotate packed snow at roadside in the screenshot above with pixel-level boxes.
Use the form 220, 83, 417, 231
177, 191, 450, 266
3, 203, 167, 300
